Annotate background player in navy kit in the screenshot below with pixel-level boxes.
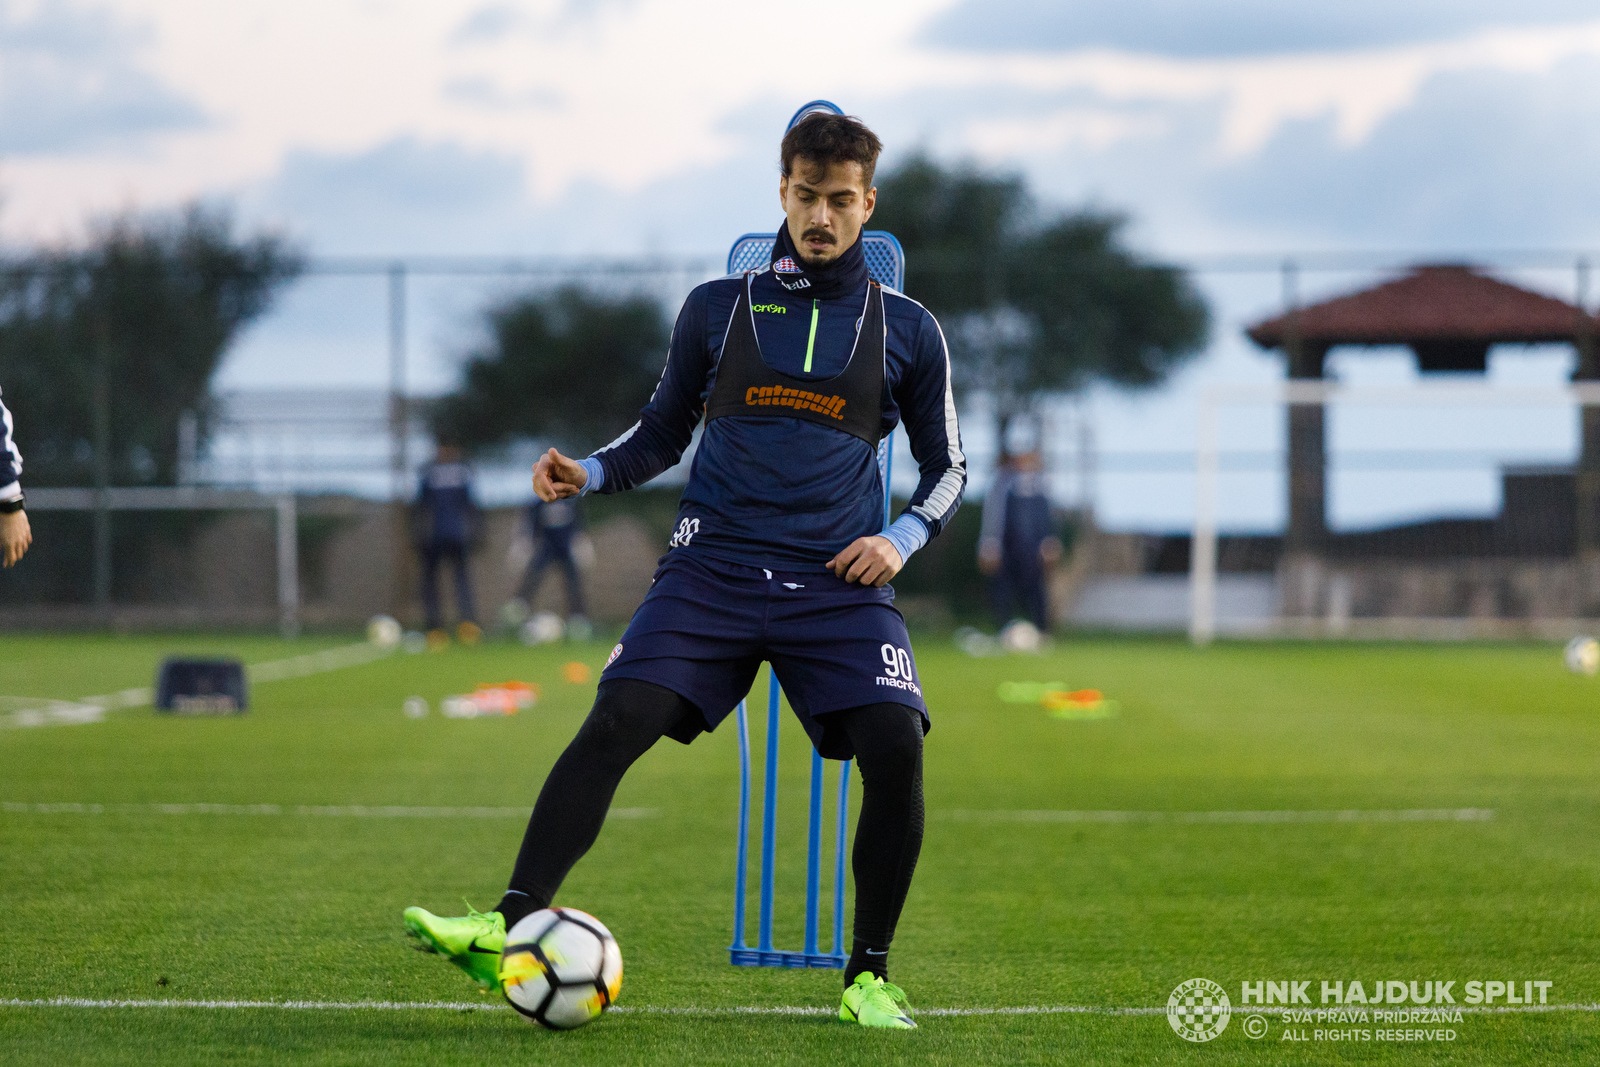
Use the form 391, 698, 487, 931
512, 495, 589, 628
413, 440, 482, 642
405, 113, 966, 1029
978, 450, 1061, 632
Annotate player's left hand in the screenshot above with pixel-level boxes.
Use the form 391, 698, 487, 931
828, 535, 903, 587
0, 510, 31, 567
532, 448, 587, 501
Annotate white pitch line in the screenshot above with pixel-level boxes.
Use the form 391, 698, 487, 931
607, 1003, 1600, 1019
0, 700, 107, 729
943, 808, 1495, 824
0, 803, 1490, 824
0, 802, 659, 820
245, 643, 391, 683
0, 998, 510, 1012
4, 998, 1598, 1018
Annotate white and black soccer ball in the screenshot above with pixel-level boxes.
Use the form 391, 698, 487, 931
498, 907, 622, 1030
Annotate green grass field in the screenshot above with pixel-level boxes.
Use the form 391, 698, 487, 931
3, 631, 1599, 1065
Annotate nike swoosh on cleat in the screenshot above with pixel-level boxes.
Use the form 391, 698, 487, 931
864, 948, 886, 954
467, 938, 500, 955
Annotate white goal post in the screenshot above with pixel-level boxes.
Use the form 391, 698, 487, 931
1190, 380, 1600, 644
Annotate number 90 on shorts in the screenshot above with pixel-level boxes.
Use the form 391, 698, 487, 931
876, 642, 920, 696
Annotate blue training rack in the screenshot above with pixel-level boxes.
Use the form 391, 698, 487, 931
728, 105, 904, 967
726, 231, 906, 293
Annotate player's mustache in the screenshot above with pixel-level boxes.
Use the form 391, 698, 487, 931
802, 228, 836, 246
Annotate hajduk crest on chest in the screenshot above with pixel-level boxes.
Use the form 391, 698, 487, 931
772, 256, 810, 291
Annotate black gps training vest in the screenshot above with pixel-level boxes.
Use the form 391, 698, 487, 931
704, 273, 885, 448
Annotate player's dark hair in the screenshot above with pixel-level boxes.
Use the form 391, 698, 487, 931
780, 114, 883, 190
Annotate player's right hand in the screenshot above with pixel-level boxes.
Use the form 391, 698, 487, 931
532, 448, 588, 501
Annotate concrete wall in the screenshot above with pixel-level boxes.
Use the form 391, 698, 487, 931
1279, 554, 1597, 622
1068, 575, 1280, 633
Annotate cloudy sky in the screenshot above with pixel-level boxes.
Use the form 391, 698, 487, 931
6, 0, 1600, 526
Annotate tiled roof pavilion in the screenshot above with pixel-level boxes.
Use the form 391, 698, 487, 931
1247, 264, 1595, 373
1245, 263, 1600, 561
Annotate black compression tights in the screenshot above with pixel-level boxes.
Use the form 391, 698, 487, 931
497, 679, 925, 980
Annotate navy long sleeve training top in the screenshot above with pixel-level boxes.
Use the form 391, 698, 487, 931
416, 461, 479, 546
583, 260, 966, 571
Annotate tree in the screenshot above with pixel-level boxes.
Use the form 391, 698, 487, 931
0, 204, 301, 605
435, 286, 670, 455
0, 204, 303, 487
871, 154, 1210, 446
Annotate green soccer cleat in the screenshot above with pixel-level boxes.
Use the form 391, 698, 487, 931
403, 904, 506, 991
840, 972, 917, 1029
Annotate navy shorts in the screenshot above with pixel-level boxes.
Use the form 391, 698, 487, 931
600, 552, 929, 759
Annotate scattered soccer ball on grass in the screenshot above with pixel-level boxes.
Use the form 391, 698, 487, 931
521, 612, 566, 645
366, 614, 402, 650
953, 626, 998, 657
500, 598, 531, 628
999, 619, 1043, 654
498, 907, 622, 1030
1565, 636, 1599, 676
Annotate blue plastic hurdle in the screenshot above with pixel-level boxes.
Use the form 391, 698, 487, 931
726, 432, 892, 968
727, 108, 906, 965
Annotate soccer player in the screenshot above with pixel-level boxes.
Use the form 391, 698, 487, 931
412, 440, 482, 643
978, 450, 1061, 631
509, 495, 590, 632
0, 387, 31, 568
406, 113, 965, 1030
